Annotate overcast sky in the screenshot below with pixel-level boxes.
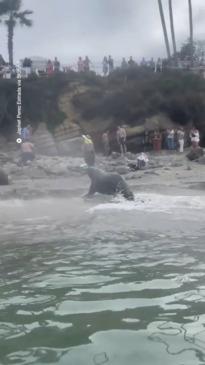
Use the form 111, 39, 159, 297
1, 0, 205, 67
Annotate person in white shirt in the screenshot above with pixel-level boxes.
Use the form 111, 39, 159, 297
116, 126, 127, 155
190, 127, 200, 148
177, 127, 185, 153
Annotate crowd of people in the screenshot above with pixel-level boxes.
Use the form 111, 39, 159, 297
149, 127, 200, 153
1, 52, 205, 79
101, 126, 200, 167
17, 123, 201, 174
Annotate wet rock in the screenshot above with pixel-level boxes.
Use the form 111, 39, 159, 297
186, 147, 204, 161
125, 151, 136, 160
0, 152, 13, 164
144, 170, 160, 176
111, 152, 121, 159
126, 173, 138, 180
37, 160, 68, 176
3, 163, 21, 175
198, 156, 205, 164
0, 169, 9, 185
171, 162, 183, 167
115, 166, 130, 175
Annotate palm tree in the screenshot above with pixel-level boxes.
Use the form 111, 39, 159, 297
168, 0, 177, 57
2, 0, 33, 66
158, 0, 171, 59
188, 0, 193, 45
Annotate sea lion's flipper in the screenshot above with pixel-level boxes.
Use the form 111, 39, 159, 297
86, 181, 96, 197
117, 179, 134, 201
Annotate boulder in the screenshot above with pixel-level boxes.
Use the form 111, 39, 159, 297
0, 169, 9, 185
186, 147, 204, 161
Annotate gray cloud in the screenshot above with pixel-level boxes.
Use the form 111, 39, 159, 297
0, 0, 205, 66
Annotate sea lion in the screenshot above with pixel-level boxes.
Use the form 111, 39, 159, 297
86, 167, 134, 201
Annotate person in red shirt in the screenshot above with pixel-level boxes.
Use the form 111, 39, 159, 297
46, 60, 54, 76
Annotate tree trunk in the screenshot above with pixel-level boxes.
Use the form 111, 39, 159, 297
188, 0, 194, 65
168, 0, 177, 57
188, 0, 193, 44
7, 14, 14, 66
158, 0, 171, 59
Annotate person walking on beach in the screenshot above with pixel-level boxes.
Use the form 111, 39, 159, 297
116, 126, 127, 155
82, 135, 95, 166
20, 139, 35, 165
177, 127, 185, 153
102, 131, 110, 156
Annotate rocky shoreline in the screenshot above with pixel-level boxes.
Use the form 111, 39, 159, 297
0, 149, 205, 200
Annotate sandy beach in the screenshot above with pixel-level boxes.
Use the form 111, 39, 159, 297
0, 149, 205, 200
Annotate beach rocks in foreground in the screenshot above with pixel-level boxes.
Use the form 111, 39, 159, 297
186, 147, 204, 161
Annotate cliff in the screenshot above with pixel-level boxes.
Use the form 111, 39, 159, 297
0, 68, 205, 154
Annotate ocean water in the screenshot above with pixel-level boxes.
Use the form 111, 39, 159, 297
0, 192, 205, 364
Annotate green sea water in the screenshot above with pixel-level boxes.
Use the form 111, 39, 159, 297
0, 193, 205, 365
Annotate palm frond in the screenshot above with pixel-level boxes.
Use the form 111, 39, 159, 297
14, 10, 33, 26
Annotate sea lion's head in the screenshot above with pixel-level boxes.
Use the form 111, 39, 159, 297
87, 167, 104, 180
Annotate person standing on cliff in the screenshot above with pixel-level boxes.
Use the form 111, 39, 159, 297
54, 57, 60, 72
78, 57, 84, 72
116, 126, 127, 155
108, 56, 114, 74
102, 57, 108, 76
102, 131, 110, 156
46, 60, 54, 75
84, 56, 91, 72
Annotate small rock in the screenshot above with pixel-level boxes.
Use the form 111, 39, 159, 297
186, 147, 204, 161
125, 152, 136, 160
116, 166, 130, 175
111, 152, 121, 159
198, 156, 205, 164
